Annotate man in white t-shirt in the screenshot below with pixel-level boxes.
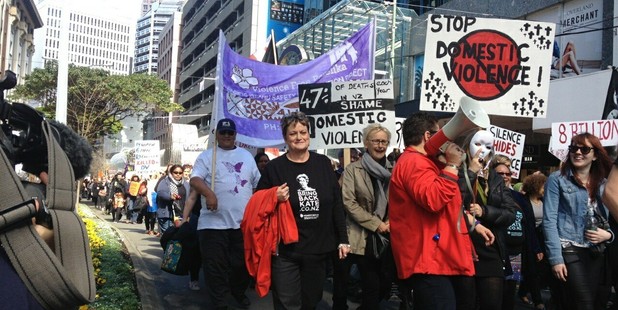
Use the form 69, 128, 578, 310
190, 118, 260, 310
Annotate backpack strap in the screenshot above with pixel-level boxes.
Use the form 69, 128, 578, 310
0, 121, 95, 309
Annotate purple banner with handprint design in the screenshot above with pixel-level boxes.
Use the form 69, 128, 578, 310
211, 21, 375, 147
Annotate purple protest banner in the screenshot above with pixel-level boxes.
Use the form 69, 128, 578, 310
211, 21, 376, 147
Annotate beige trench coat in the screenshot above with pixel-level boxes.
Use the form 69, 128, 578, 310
341, 159, 391, 256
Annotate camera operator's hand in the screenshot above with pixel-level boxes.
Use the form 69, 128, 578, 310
33, 172, 54, 250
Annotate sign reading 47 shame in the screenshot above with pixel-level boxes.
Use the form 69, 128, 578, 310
298, 79, 396, 150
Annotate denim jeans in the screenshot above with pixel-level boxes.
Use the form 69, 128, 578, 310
158, 217, 172, 234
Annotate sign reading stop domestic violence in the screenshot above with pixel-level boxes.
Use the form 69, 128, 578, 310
420, 15, 555, 118
134, 140, 161, 176
298, 79, 396, 150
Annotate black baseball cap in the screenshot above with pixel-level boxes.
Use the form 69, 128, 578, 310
216, 118, 236, 132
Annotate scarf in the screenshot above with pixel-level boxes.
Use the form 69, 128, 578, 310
168, 174, 183, 212
360, 152, 391, 220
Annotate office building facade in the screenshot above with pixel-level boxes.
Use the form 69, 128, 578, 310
133, 0, 184, 74
0, 0, 42, 83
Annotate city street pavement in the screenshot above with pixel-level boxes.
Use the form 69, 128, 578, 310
83, 200, 541, 310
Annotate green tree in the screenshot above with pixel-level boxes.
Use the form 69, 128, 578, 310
10, 61, 182, 144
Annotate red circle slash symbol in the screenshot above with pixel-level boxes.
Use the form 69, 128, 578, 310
450, 30, 522, 101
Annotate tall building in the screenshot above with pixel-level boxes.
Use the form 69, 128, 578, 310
133, 0, 184, 74
140, 0, 157, 17
0, 0, 43, 83
32, 0, 137, 75
32, 0, 142, 156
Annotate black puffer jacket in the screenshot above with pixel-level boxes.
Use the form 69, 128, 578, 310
458, 168, 517, 276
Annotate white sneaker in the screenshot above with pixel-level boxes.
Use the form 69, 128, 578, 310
189, 281, 200, 291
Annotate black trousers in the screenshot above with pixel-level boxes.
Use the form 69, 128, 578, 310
332, 251, 399, 310
198, 229, 249, 309
549, 247, 603, 310
405, 274, 475, 310
271, 250, 329, 310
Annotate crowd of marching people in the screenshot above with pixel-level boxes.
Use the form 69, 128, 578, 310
79, 110, 618, 310
81, 164, 194, 236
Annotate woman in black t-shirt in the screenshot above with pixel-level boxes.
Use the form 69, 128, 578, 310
256, 111, 349, 310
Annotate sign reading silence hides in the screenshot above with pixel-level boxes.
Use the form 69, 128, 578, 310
420, 15, 555, 118
298, 79, 396, 149
134, 140, 161, 176
489, 125, 526, 179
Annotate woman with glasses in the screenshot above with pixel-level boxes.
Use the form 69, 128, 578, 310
156, 164, 190, 235
491, 155, 527, 310
493, 155, 513, 189
543, 132, 613, 310
339, 123, 408, 309
458, 130, 517, 310
256, 111, 350, 309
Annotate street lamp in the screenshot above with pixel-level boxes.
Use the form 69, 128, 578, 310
199, 76, 216, 92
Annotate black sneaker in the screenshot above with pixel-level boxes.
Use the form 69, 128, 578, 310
233, 294, 250, 309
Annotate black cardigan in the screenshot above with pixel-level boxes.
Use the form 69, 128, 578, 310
458, 168, 517, 276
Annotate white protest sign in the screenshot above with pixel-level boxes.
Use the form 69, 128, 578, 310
489, 125, 525, 179
298, 79, 396, 149
420, 14, 555, 118
134, 140, 161, 176
395, 117, 406, 150
548, 135, 569, 162
550, 119, 618, 150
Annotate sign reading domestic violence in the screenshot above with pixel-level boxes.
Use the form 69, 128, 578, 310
550, 119, 618, 151
420, 15, 555, 118
134, 140, 160, 176
489, 125, 525, 179
298, 79, 396, 149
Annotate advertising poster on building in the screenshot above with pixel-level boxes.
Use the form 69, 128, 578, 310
134, 140, 161, 176
268, 0, 304, 40
212, 22, 375, 148
527, 0, 603, 79
298, 79, 395, 149
489, 125, 526, 179
420, 14, 555, 118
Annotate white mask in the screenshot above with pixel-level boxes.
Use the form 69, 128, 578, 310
469, 130, 494, 161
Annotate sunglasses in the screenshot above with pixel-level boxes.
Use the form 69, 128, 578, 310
218, 130, 235, 136
496, 172, 512, 177
568, 145, 593, 154
172, 171, 183, 175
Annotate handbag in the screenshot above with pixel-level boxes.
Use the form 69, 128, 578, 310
161, 240, 187, 275
133, 196, 148, 212
365, 231, 390, 259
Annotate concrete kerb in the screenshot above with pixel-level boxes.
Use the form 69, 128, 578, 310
81, 203, 160, 310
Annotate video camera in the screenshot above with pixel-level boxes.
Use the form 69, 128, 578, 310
0, 70, 92, 179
